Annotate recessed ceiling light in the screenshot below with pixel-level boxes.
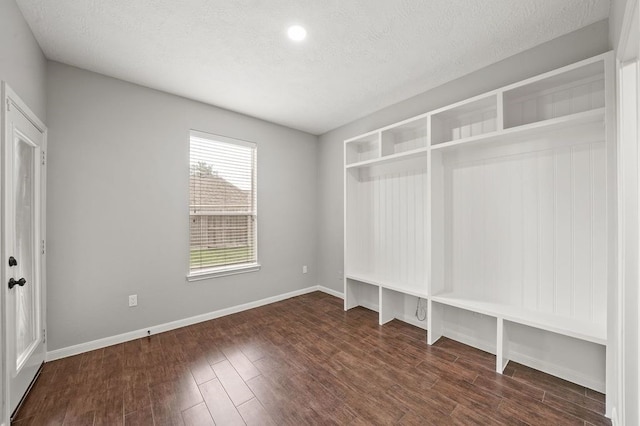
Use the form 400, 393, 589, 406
287, 25, 307, 42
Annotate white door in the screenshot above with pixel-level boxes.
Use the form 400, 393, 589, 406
2, 83, 46, 419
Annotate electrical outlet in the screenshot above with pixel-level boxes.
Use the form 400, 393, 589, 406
128, 294, 138, 307
302, 265, 308, 274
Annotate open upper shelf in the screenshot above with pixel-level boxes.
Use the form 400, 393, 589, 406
346, 116, 429, 169
345, 146, 429, 169
345, 54, 609, 165
381, 116, 428, 156
431, 94, 498, 146
345, 132, 380, 166
431, 292, 606, 345
431, 107, 605, 153
504, 60, 604, 129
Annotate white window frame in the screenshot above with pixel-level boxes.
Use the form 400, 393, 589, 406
187, 130, 260, 281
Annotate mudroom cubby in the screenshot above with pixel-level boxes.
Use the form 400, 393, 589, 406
344, 154, 429, 298
344, 51, 615, 401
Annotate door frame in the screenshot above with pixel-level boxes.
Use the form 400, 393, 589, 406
1, 82, 47, 426
615, 0, 640, 424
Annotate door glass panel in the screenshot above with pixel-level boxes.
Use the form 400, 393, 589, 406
14, 135, 37, 369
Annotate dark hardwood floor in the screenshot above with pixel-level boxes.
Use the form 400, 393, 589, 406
13, 291, 610, 425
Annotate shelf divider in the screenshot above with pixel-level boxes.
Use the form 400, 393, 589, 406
496, 318, 509, 373
379, 287, 404, 325
427, 299, 443, 345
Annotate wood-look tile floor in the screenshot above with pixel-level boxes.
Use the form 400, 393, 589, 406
13, 292, 610, 425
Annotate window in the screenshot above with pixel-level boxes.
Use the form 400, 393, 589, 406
188, 131, 258, 279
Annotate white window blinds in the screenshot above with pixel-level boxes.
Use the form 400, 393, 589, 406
189, 131, 257, 274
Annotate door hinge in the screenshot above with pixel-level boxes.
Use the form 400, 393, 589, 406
41, 151, 46, 166
41, 240, 45, 255
6, 98, 10, 111
43, 329, 46, 343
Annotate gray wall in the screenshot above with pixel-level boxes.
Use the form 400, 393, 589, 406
46, 62, 318, 350
0, 0, 47, 120
609, 0, 631, 50
317, 20, 611, 293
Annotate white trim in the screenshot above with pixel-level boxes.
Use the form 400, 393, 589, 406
358, 301, 379, 313
1, 82, 7, 426
317, 285, 343, 299
46, 286, 320, 361
187, 263, 261, 281
190, 130, 257, 150
614, 1, 640, 416
615, 57, 628, 426
188, 129, 259, 279
3, 85, 45, 133
344, 129, 380, 144
378, 113, 430, 134
397, 314, 428, 330
1, 81, 7, 426
611, 408, 620, 426
442, 329, 497, 356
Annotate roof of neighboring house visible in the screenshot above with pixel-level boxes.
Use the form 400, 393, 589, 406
189, 172, 251, 213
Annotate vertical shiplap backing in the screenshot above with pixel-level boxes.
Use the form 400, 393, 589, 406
345, 159, 428, 295
445, 140, 607, 324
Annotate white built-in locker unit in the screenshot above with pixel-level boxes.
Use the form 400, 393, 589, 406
344, 52, 615, 408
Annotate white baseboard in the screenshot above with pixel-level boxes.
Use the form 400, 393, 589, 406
397, 313, 428, 330
317, 285, 343, 299
610, 407, 618, 425
443, 329, 497, 355
357, 300, 379, 313
47, 285, 322, 361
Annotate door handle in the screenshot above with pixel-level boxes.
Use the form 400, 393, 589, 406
8, 256, 17, 267
8, 278, 26, 290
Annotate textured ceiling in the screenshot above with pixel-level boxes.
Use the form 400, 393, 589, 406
16, 0, 609, 135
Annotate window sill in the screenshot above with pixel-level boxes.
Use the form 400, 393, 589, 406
187, 263, 261, 281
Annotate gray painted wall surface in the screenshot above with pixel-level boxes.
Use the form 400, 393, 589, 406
46, 62, 318, 350
609, 0, 631, 50
316, 20, 610, 293
0, 0, 47, 121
